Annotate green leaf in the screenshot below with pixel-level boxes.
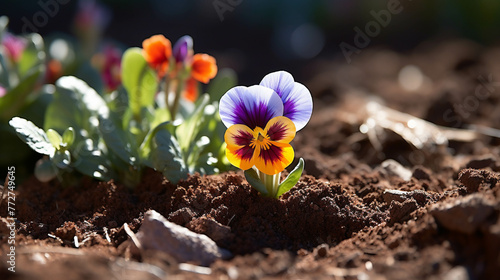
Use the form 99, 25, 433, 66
0, 64, 43, 121
106, 86, 129, 119
0, 53, 10, 87
71, 139, 114, 181
52, 149, 71, 169
98, 107, 139, 166
73, 154, 113, 181
150, 108, 171, 130
62, 127, 75, 146
45, 76, 107, 136
43, 76, 115, 181
149, 122, 188, 184
138, 120, 173, 164
18, 33, 45, 78
207, 68, 237, 102
186, 135, 212, 174
176, 94, 210, 152
192, 102, 229, 173
244, 168, 269, 196
121, 48, 157, 119
46, 129, 62, 150
276, 158, 305, 198
9, 117, 55, 156
191, 151, 219, 175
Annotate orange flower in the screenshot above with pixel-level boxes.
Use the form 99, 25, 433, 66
183, 77, 199, 102
191, 53, 217, 84
142, 35, 172, 77
46, 59, 62, 84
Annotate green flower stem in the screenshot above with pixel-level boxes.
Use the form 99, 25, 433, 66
259, 171, 281, 198
164, 75, 171, 110
170, 77, 185, 120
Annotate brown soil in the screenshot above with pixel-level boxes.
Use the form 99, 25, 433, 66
2, 39, 500, 279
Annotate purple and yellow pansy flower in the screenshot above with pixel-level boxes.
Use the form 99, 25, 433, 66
219, 71, 312, 176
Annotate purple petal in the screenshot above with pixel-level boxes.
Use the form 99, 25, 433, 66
280, 82, 313, 131
260, 71, 312, 131
260, 71, 294, 98
219, 85, 283, 129
173, 35, 193, 63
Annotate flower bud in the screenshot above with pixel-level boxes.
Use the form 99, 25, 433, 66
173, 35, 193, 64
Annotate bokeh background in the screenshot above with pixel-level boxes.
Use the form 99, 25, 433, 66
3, 0, 500, 84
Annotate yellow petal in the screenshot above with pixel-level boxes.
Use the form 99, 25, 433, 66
264, 116, 296, 144
224, 124, 254, 147
226, 145, 255, 170
254, 143, 294, 175
224, 124, 256, 170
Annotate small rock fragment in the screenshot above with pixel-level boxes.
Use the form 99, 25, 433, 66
188, 216, 233, 243
430, 194, 495, 234
465, 157, 496, 170
314, 243, 329, 259
168, 207, 196, 226
459, 169, 484, 193
378, 159, 412, 181
136, 210, 232, 266
383, 189, 408, 203
412, 166, 432, 181
388, 199, 419, 225
458, 168, 499, 193
55, 221, 82, 241
383, 189, 432, 206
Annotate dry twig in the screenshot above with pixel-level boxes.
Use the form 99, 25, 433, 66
336, 97, 499, 153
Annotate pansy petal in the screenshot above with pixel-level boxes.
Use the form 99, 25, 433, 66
226, 146, 255, 171
265, 116, 295, 143
259, 71, 294, 98
280, 82, 313, 131
224, 124, 253, 147
254, 143, 294, 175
219, 85, 283, 129
260, 71, 312, 131
224, 124, 255, 170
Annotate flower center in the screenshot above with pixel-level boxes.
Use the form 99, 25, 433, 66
257, 132, 265, 142
250, 127, 271, 150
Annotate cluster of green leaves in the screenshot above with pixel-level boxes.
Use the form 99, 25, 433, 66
0, 17, 52, 172
9, 46, 236, 187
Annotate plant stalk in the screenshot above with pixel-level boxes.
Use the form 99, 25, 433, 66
259, 171, 281, 198
163, 75, 171, 110
170, 77, 185, 120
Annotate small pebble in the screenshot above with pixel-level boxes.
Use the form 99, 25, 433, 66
316, 243, 329, 258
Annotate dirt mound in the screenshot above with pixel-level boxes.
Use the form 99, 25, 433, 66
2, 40, 500, 279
